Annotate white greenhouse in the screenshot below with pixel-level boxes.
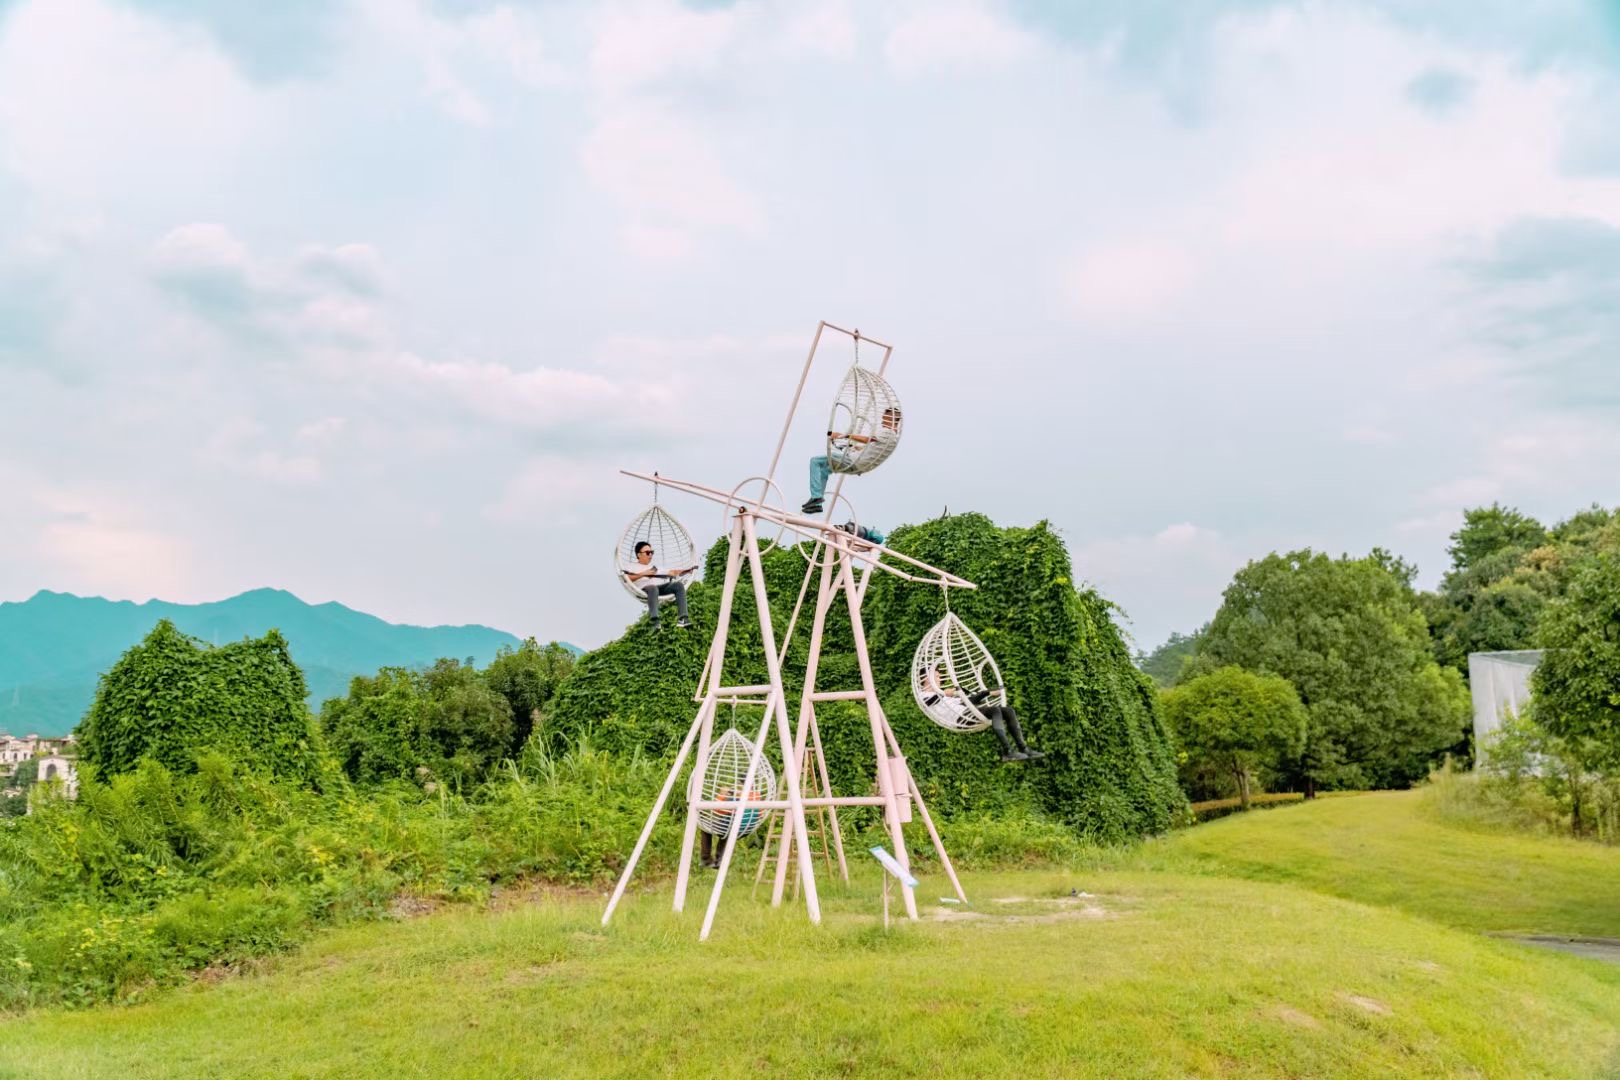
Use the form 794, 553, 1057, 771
1467, 650, 1542, 765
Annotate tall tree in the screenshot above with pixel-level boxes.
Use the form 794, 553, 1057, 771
1448, 504, 1548, 572
1532, 550, 1620, 772
485, 639, 576, 753
1160, 666, 1306, 808
1138, 628, 1205, 688
1192, 550, 1469, 792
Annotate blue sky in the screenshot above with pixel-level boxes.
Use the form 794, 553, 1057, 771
3, 0, 1620, 652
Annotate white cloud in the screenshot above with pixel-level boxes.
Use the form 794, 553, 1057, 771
884, 4, 1039, 77
580, 101, 765, 252
1064, 240, 1196, 323
586, 0, 743, 97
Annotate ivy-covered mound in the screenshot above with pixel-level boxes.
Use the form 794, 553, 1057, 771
77, 620, 321, 782
546, 513, 1185, 841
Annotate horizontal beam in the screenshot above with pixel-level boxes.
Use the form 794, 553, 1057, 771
818, 320, 893, 352
693, 796, 889, 811
619, 470, 977, 590
809, 690, 869, 702
711, 685, 772, 696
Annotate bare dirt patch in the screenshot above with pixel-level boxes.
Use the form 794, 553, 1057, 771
928, 894, 1116, 925
1262, 1004, 1322, 1029
387, 894, 443, 920
487, 880, 606, 912
1337, 992, 1393, 1016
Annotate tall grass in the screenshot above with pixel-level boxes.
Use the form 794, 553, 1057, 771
0, 741, 673, 1008
0, 740, 1092, 1009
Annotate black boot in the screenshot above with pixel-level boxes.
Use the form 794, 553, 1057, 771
989, 714, 1025, 762
801, 498, 824, 514
1001, 707, 1043, 760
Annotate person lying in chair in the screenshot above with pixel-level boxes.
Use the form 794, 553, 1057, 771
923, 665, 1044, 762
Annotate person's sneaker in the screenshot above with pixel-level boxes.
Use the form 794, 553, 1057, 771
1022, 750, 1046, 760
1001, 751, 1029, 762
650, 622, 664, 631
676, 617, 692, 629
801, 498, 823, 514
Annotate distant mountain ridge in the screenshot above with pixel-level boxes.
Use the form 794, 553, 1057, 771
0, 589, 578, 737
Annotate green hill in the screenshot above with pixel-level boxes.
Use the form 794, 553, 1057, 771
0, 588, 575, 736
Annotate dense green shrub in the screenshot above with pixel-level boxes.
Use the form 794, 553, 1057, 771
0, 741, 676, 1009
546, 513, 1186, 842
76, 621, 320, 782
485, 639, 577, 753
321, 660, 513, 787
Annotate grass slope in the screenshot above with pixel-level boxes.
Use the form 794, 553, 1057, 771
3, 794, 1619, 1079
1137, 790, 1620, 937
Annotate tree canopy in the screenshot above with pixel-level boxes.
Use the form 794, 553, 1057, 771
321, 658, 513, 786
1532, 550, 1620, 772
1161, 666, 1306, 807
1138, 629, 1204, 688
1422, 504, 1619, 675
1189, 550, 1469, 791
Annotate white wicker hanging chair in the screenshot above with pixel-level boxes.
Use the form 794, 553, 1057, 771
826, 364, 903, 476
691, 728, 777, 837
614, 502, 698, 603
910, 612, 1007, 733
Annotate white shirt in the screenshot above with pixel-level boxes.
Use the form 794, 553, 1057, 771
623, 560, 660, 581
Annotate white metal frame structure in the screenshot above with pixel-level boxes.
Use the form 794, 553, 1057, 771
601, 322, 971, 940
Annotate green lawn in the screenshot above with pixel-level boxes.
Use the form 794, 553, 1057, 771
3, 793, 1620, 1079
1135, 790, 1620, 937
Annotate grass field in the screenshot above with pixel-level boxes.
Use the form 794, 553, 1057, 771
2, 792, 1619, 1079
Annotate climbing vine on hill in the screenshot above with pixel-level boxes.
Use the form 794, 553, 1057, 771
76, 620, 321, 783
545, 513, 1186, 841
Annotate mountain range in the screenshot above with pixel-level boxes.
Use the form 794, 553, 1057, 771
0, 589, 577, 737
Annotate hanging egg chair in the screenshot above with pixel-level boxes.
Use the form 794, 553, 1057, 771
825, 364, 903, 477
614, 502, 698, 603
692, 729, 777, 837
910, 612, 1007, 733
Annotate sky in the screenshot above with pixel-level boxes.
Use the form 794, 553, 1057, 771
3, 0, 1620, 654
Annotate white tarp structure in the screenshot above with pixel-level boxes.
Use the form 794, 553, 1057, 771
1468, 650, 1542, 765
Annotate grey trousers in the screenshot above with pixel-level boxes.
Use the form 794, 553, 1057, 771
641, 580, 689, 624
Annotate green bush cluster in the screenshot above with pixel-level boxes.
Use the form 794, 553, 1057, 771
548, 513, 1186, 842
77, 621, 320, 783
0, 742, 672, 1008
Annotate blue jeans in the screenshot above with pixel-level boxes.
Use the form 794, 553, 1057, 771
808, 447, 858, 501
809, 456, 831, 502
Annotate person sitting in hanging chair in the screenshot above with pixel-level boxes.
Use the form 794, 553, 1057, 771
700, 786, 763, 868
923, 665, 1044, 762
801, 407, 901, 515
622, 541, 694, 629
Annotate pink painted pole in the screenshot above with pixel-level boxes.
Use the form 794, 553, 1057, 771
775, 549, 839, 905
602, 695, 712, 926
877, 705, 966, 904
673, 515, 746, 914
837, 554, 918, 919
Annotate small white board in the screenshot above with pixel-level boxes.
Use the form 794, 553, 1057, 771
868, 845, 918, 889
